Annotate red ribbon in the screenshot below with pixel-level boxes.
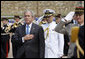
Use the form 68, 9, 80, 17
6, 41, 8, 58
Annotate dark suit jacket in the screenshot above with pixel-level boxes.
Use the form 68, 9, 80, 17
14, 23, 45, 58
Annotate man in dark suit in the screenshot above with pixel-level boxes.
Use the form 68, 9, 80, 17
10, 15, 22, 58
14, 10, 45, 58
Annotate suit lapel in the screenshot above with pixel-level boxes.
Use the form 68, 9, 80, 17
22, 24, 26, 36
30, 23, 36, 34
22, 23, 36, 35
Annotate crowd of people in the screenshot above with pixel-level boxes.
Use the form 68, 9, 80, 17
1, 6, 84, 58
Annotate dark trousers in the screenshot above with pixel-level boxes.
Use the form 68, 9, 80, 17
1, 45, 6, 58
1, 36, 10, 58
12, 44, 18, 58
2, 40, 10, 57
64, 44, 69, 56
11, 35, 18, 58
64, 35, 69, 56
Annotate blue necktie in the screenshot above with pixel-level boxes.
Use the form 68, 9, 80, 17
26, 25, 29, 34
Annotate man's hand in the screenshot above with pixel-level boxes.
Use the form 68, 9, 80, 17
24, 34, 34, 40
64, 11, 75, 22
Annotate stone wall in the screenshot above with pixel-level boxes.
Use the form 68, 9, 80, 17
1, 1, 84, 17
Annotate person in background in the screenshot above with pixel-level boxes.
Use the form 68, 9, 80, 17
10, 15, 22, 58
55, 14, 70, 57
54, 7, 84, 58
41, 9, 64, 58
55, 14, 62, 24
1, 18, 10, 58
72, 7, 84, 58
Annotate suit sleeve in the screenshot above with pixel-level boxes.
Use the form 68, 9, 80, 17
39, 26, 45, 58
54, 21, 67, 34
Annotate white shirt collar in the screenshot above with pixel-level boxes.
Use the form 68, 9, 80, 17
26, 23, 33, 32
26, 23, 32, 28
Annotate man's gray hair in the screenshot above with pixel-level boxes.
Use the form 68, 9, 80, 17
24, 10, 35, 17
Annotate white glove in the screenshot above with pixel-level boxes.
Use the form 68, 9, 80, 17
36, 15, 44, 25
61, 18, 66, 22
64, 11, 75, 22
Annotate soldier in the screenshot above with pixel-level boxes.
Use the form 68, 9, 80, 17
71, 7, 84, 58
1, 18, 10, 58
1, 46, 6, 58
54, 11, 77, 58
10, 15, 23, 58
54, 7, 84, 58
55, 14, 62, 24
36, 15, 47, 26
41, 9, 64, 58
39, 16, 47, 25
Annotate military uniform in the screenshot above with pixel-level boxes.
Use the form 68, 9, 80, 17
72, 25, 84, 58
9, 22, 18, 58
72, 7, 84, 58
1, 46, 6, 58
64, 19, 78, 56
54, 11, 80, 58
41, 9, 64, 58
36, 15, 47, 26
1, 18, 10, 58
55, 7, 84, 58
10, 16, 23, 58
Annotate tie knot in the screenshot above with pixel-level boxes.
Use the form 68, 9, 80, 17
26, 25, 30, 28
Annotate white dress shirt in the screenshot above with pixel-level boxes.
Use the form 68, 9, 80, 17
22, 23, 32, 42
